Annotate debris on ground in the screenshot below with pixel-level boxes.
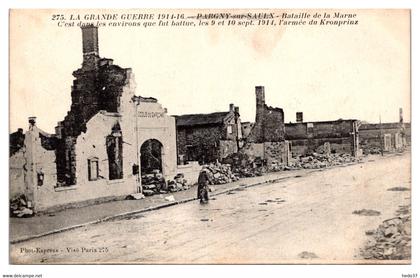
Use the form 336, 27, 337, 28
288, 153, 361, 170
126, 193, 145, 200
141, 170, 166, 195
141, 171, 191, 197
164, 195, 175, 202
387, 187, 410, 192
10, 194, 33, 218
298, 251, 319, 259
167, 173, 190, 193
363, 147, 382, 155
206, 162, 240, 184
395, 205, 410, 216
361, 213, 411, 260
352, 209, 381, 216
222, 153, 269, 178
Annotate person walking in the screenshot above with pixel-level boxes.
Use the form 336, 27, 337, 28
197, 166, 212, 203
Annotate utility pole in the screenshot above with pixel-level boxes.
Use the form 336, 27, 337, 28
379, 115, 384, 156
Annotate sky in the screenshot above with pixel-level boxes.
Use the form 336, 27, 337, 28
9, 9, 410, 133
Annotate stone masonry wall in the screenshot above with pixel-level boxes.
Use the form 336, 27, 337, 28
177, 125, 223, 164
285, 120, 357, 157
56, 26, 131, 186
247, 86, 285, 143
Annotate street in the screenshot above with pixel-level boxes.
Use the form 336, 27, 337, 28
10, 153, 411, 264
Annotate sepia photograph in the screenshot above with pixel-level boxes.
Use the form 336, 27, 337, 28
7, 8, 411, 265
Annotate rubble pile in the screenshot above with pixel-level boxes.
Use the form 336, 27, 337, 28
10, 194, 33, 218
222, 153, 269, 178
361, 215, 411, 260
206, 163, 240, 184
141, 170, 166, 196
288, 153, 360, 169
233, 165, 267, 178
167, 173, 190, 192
363, 147, 382, 155
142, 170, 191, 196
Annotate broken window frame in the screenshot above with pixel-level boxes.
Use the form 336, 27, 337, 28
106, 124, 123, 180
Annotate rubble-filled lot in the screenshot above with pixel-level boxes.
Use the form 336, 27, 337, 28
287, 153, 361, 169
361, 205, 411, 260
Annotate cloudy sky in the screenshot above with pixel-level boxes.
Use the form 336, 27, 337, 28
10, 9, 410, 133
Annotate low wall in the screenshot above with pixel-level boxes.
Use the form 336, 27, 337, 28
176, 161, 201, 185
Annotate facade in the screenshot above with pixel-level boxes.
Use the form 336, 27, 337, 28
359, 109, 410, 154
175, 104, 242, 164
285, 113, 361, 157
9, 26, 178, 212
359, 123, 410, 153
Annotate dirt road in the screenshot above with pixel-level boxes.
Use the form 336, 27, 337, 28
11, 153, 411, 264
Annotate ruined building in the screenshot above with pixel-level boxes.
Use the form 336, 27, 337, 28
285, 112, 361, 157
246, 86, 285, 143
359, 108, 410, 154
9, 26, 179, 212
175, 104, 242, 164
241, 86, 290, 165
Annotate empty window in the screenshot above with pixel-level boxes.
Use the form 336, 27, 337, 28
307, 123, 314, 134
88, 157, 99, 181
227, 125, 233, 134
107, 123, 123, 180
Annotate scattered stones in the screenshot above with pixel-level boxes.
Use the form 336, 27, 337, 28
352, 209, 381, 216
10, 194, 33, 218
206, 163, 240, 184
361, 206, 411, 260
395, 205, 411, 216
289, 153, 361, 170
258, 202, 268, 205
125, 193, 145, 200
298, 251, 319, 259
387, 187, 410, 191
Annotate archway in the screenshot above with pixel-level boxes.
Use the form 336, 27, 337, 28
140, 139, 163, 175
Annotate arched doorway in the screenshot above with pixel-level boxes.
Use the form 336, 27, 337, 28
140, 139, 163, 175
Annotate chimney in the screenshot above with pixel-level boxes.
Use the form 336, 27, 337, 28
229, 103, 235, 112
81, 25, 99, 58
234, 106, 239, 114
296, 112, 303, 123
255, 86, 265, 108
399, 108, 403, 123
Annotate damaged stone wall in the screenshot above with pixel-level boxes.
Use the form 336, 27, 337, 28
9, 123, 58, 211
263, 141, 290, 165
285, 120, 358, 157
9, 128, 25, 156
247, 86, 285, 143
176, 109, 241, 164
55, 26, 132, 186
176, 125, 223, 164
240, 86, 288, 166
359, 122, 409, 153
219, 140, 238, 160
